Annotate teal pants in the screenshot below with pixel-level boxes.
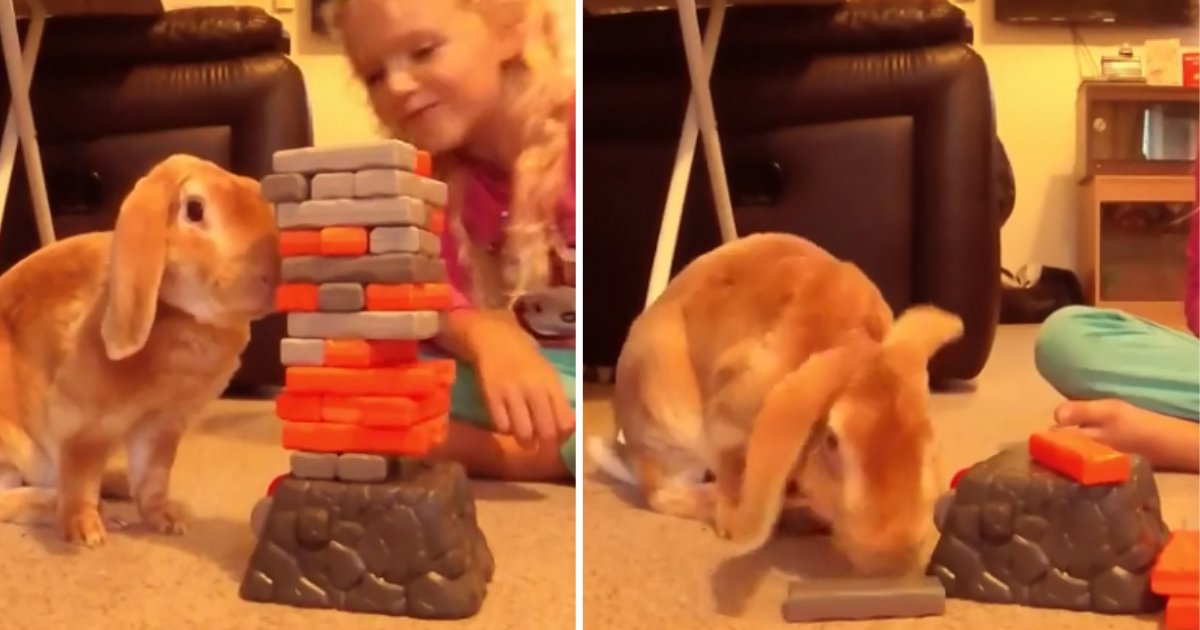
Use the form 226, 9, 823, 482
1034, 306, 1199, 422
422, 347, 576, 478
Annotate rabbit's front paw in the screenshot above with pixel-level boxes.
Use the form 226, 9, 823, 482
141, 499, 189, 535
61, 507, 107, 547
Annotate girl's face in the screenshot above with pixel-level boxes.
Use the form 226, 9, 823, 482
340, 0, 521, 155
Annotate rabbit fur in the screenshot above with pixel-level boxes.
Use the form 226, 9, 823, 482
588, 232, 963, 576
0, 154, 279, 546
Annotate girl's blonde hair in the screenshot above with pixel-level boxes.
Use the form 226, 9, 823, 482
328, 0, 574, 309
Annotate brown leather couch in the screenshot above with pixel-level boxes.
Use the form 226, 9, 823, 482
0, 6, 312, 392
582, 0, 1014, 383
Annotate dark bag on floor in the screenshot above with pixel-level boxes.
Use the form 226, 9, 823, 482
1000, 265, 1086, 324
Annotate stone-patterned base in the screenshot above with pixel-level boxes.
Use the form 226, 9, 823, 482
927, 445, 1170, 614
239, 458, 494, 619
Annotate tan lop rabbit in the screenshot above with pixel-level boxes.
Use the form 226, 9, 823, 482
0, 154, 279, 546
588, 232, 963, 576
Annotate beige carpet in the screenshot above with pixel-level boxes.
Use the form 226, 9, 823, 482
0, 398, 575, 630
581, 324, 1199, 629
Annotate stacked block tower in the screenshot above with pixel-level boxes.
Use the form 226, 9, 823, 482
238, 141, 495, 620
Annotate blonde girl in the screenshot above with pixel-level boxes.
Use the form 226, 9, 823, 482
330, 0, 577, 480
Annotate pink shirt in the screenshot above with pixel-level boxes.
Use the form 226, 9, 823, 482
1187, 156, 1198, 337
439, 119, 577, 349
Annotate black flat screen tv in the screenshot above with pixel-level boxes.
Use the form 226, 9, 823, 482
995, 0, 1197, 26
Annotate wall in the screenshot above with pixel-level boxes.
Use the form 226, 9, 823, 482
161, 0, 577, 147
953, 0, 1198, 272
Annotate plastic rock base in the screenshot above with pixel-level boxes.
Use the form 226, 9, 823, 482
927, 445, 1170, 614
239, 458, 495, 619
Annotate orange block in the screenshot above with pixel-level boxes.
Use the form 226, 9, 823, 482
285, 365, 441, 396
320, 227, 368, 256
1166, 596, 1199, 630
416, 150, 432, 177
275, 392, 322, 422
323, 339, 419, 367
280, 415, 448, 454
365, 283, 452, 311
280, 230, 321, 257
1154, 531, 1200, 597
429, 359, 455, 386
1028, 430, 1130, 485
322, 389, 450, 427
276, 283, 318, 312
429, 209, 445, 235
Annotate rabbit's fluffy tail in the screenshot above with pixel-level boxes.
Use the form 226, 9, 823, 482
586, 434, 638, 485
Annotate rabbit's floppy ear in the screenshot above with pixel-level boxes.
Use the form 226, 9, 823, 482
101, 160, 181, 361
724, 341, 865, 554
883, 304, 964, 365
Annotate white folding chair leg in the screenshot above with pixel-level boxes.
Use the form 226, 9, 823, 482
0, 2, 45, 238
644, 1, 727, 309
676, 0, 737, 245
0, 0, 54, 246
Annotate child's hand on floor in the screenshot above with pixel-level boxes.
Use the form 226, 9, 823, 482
468, 314, 574, 449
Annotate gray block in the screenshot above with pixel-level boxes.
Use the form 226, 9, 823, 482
290, 452, 338, 480
311, 172, 355, 199
337, 454, 390, 482
369, 226, 441, 255
782, 577, 945, 623
318, 283, 365, 312
287, 311, 440, 340
276, 197, 428, 229
282, 254, 446, 284
261, 173, 309, 203
354, 169, 448, 206
273, 140, 417, 174
280, 338, 325, 366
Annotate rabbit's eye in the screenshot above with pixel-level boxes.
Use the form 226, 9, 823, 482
185, 198, 205, 223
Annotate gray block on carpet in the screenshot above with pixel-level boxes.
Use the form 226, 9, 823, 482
260, 173, 309, 203
782, 577, 945, 622
318, 283, 365, 312
280, 338, 325, 366
287, 311, 440, 340
311, 172, 355, 199
282, 253, 445, 284
273, 140, 417, 174
369, 226, 441, 255
276, 197, 428, 229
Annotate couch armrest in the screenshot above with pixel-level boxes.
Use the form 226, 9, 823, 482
34, 6, 289, 66
584, 0, 972, 67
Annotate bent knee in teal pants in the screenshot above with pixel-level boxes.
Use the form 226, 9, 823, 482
421, 347, 576, 477
1034, 305, 1200, 422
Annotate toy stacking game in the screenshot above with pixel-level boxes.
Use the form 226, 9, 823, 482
238, 141, 495, 620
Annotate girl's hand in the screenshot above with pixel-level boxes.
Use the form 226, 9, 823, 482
449, 311, 574, 447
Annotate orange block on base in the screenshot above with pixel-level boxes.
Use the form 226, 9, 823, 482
1154, 531, 1200, 598
1166, 596, 1199, 630
365, 283, 452, 311
276, 284, 318, 312
429, 209, 445, 235
323, 339, 418, 367
275, 392, 322, 422
285, 364, 442, 396
280, 230, 321, 257
281, 415, 448, 455
416, 150, 432, 177
320, 227, 368, 256
323, 390, 451, 427
1028, 429, 1130, 485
